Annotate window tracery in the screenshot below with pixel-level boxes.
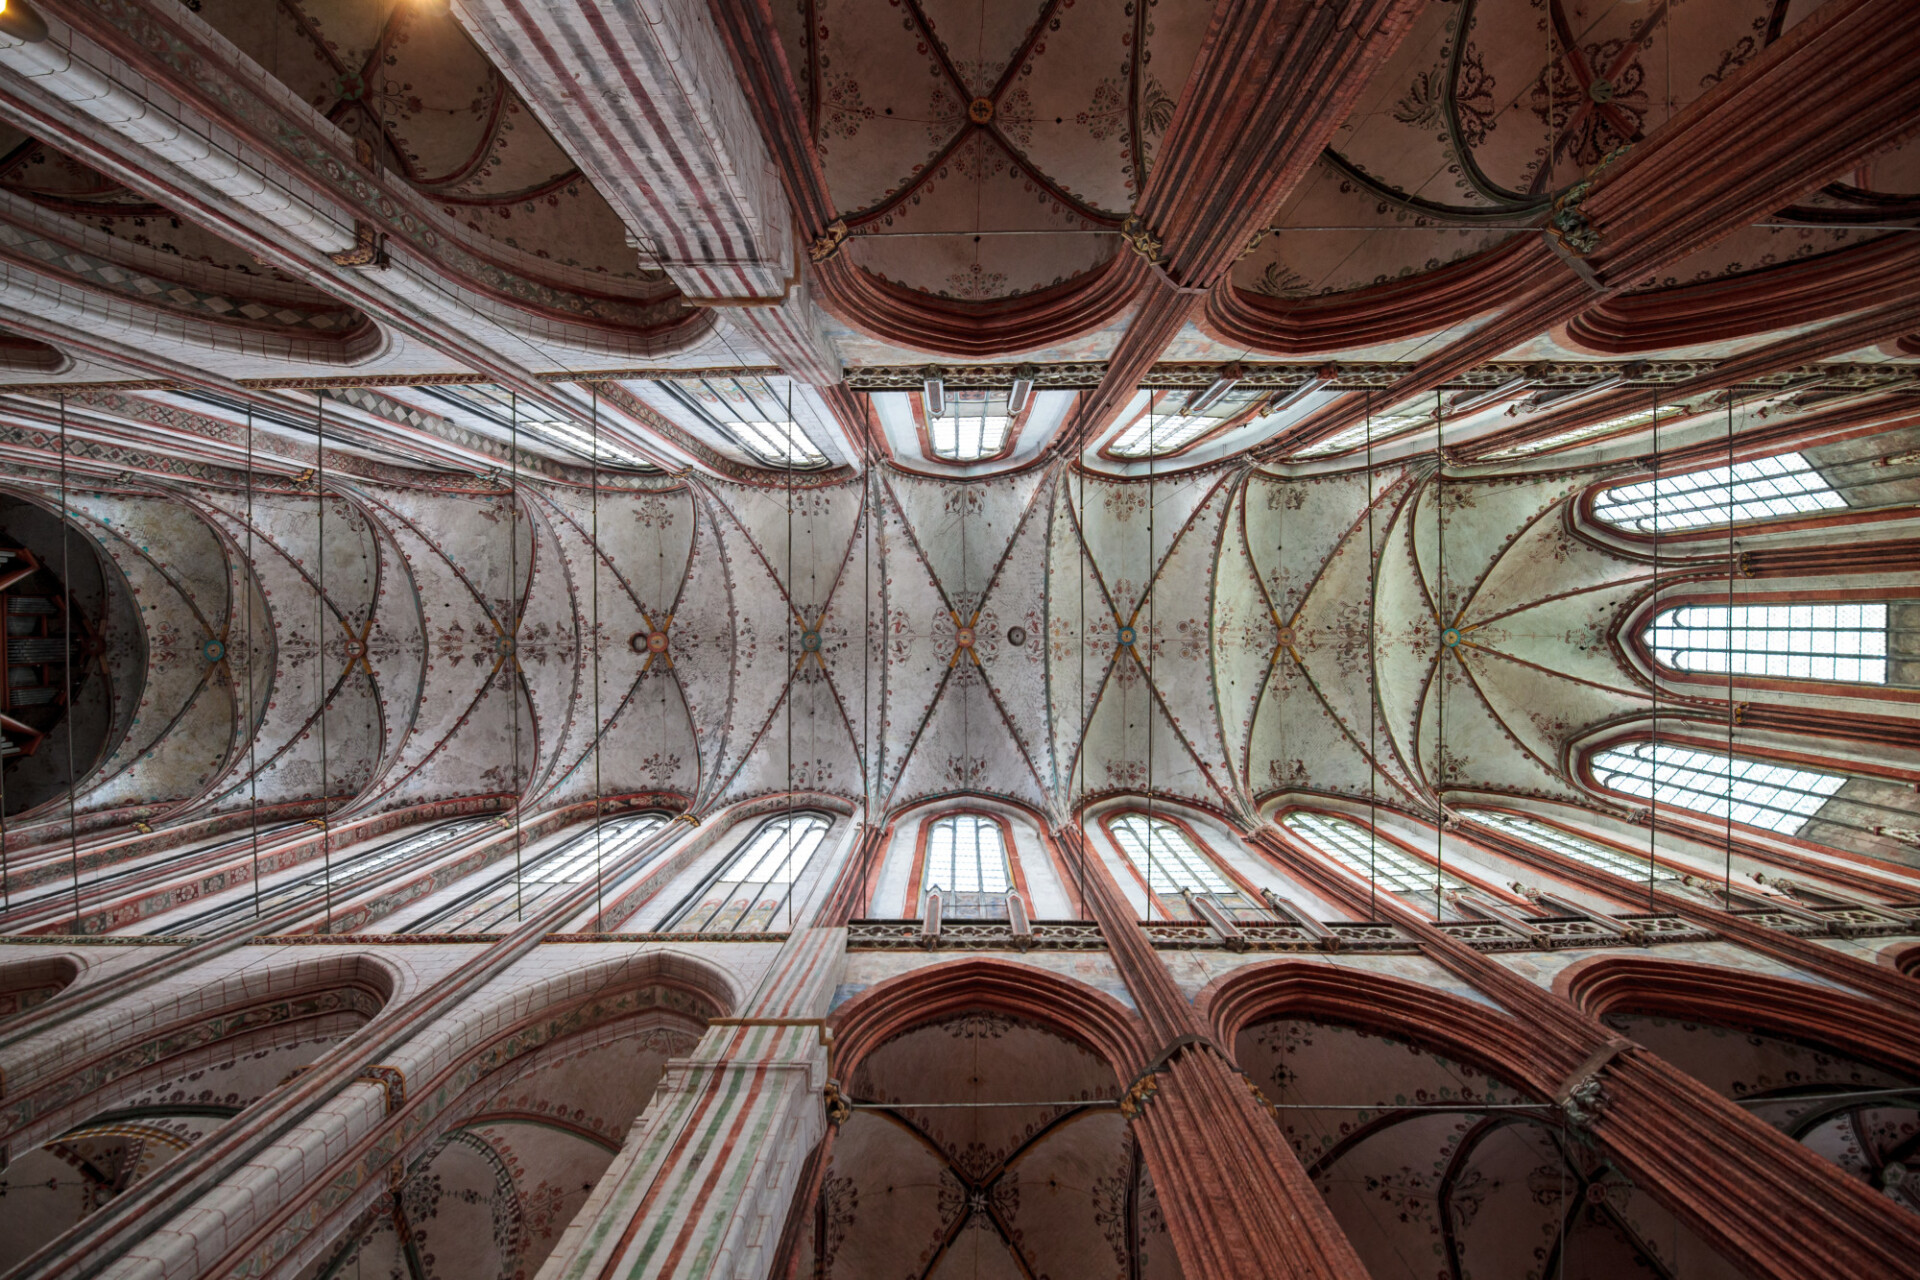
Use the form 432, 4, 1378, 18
1464, 810, 1682, 886
1589, 742, 1845, 836
1644, 602, 1888, 683
662, 812, 830, 933
1591, 451, 1845, 533
925, 390, 1015, 462
1283, 812, 1465, 896
658, 377, 828, 468
146, 818, 493, 937
404, 814, 667, 933
920, 813, 1012, 919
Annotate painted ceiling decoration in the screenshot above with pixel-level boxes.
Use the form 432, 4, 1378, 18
1, 5, 1920, 1280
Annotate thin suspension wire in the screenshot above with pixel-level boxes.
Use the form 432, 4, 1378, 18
316, 394, 331, 932
1725, 391, 1736, 900
592, 387, 604, 927
510, 392, 523, 919
1433, 389, 1445, 921
1146, 393, 1155, 919
862, 392, 872, 887
247, 406, 261, 918
1076, 431, 1088, 917
1366, 389, 1378, 921
785, 379, 794, 930
1648, 392, 1660, 910
61, 394, 79, 933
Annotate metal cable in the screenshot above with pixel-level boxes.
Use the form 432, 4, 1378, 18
510, 392, 523, 919
247, 406, 260, 918
317, 393, 331, 932
592, 387, 603, 926
1366, 388, 1378, 920
62, 394, 79, 933
1433, 389, 1445, 921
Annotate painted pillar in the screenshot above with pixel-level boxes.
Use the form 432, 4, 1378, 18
1056, 827, 1371, 1280
535, 927, 844, 1280
1247, 825, 1920, 1280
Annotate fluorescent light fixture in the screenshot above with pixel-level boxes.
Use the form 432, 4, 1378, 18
1264, 363, 1339, 415
921, 365, 945, 418
1448, 365, 1544, 416
1007, 364, 1036, 415
1185, 363, 1245, 415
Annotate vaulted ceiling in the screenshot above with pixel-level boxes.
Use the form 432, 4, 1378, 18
23, 444, 1908, 864
0, 0, 1916, 849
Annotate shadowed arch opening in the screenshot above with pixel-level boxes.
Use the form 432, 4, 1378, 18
1561, 956, 1920, 1218
800, 960, 1169, 1280
1203, 961, 1754, 1280
291, 949, 732, 1280
0, 953, 80, 1024
0, 953, 397, 1272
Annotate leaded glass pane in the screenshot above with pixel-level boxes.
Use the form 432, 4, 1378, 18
1590, 742, 1845, 835
1110, 814, 1231, 895
1592, 452, 1845, 534
923, 814, 1011, 894
1284, 812, 1461, 894
1645, 603, 1887, 683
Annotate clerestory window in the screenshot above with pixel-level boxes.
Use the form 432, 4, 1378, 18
1463, 810, 1681, 885
1283, 812, 1463, 895
662, 811, 831, 933
922, 814, 1011, 896
657, 377, 827, 468
921, 813, 1013, 919
1589, 742, 1845, 836
927, 389, 1014, 462
1644, 602, 1887, 683
1592, 452, 1845, 534
1109, 814, 1262, 920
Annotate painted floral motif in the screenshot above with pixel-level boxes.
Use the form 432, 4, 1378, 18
944, 263, 1010, 300
1079, 78, 1126, 142
1530, 41, 1649, 173
631, 494, 676, 530
819, 74, 876, 142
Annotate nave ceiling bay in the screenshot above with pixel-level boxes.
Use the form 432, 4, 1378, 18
8, 432, 1918, 868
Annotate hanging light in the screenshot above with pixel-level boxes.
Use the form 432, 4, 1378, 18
1264, 363, 1339, 415
1448, 364, 1544, 416
921, 364, 946, 418
1006, 364, 1036, 415
1185, 362, 1245, 414
0, 0, 48, 43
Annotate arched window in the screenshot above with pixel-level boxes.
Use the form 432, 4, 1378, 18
1109, 814, 1259, 919
663, 811, 830, 933
1591, 451, 1845, 533
657, 376, 827, 468
404, 813, 668, 933
1108, 387, 1267, 459
1589, 742, 1844, 836
1644, 602, 1887, 683
921, 814, 1011, 918
1464, 810, 1682, 887
147, 817, 492, 937
927, 390, 1014, 462
1283, 812, 1464, 896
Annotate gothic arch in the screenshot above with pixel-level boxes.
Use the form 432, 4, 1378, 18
0, 954, 80, 1025
828, 956, 1149, 1081
1196, 959, 1553, 1096
0, 951, 397, 1172
1555, 954, 1920, 1078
